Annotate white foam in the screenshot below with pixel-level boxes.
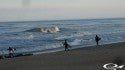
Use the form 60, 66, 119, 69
27, 26, 61, 33
70, 39, 82, 46
45, 43, 62, 49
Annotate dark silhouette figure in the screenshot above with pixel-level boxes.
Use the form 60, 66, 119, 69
63, 40, 71, 51
7, 47, 16, 58
95, 35, 101, 46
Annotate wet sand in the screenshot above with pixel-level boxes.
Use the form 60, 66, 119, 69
0, 42, 125, 70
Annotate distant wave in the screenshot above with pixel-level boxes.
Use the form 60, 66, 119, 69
26, 26, 61, 33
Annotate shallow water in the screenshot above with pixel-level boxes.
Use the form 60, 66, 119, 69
0, 18, 125, 54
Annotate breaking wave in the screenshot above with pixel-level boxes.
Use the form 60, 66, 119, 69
26, 26, 61, 33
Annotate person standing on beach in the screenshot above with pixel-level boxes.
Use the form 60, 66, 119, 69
95, 35, 101, 46
63, 40, 71, 51
8, 47, 16, 58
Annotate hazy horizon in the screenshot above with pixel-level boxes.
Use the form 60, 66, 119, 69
0, 0, 125, 21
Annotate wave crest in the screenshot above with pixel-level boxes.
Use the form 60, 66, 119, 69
26, 26, 61, 33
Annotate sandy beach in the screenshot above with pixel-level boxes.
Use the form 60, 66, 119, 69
0, 42, 125, 70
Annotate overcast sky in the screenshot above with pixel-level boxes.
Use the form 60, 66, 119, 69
0, 0, 125, 21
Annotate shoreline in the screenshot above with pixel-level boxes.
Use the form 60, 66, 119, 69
0, 41, 125, 58
0, 42, 125, 70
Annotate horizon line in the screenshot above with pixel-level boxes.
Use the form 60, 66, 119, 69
0, 17, 125, 23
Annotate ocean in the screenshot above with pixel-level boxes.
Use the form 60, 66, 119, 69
0, 18, 125, 55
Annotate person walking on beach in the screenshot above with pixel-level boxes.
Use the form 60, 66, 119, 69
95, 35, 101, 46
63, 40, 71, 51
8, 47, 16, 58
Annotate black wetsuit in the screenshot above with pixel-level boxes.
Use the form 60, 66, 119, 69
95, 35, 101, 46
63, 41, 70, 51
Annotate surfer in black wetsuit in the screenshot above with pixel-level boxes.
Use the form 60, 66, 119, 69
8, 47, 16, 58
95, 35, 101, 46
63, 40, 71, 51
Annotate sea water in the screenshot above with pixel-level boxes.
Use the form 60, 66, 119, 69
0, 18, 125, 55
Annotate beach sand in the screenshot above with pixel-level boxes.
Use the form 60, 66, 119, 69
0, 42, 125, 70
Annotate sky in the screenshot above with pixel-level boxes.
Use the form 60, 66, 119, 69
0, 0, 125, 21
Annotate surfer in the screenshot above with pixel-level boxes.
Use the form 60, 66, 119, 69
63, 40, 71, 51
95, 35, 101, 46
7, 47, 16, 58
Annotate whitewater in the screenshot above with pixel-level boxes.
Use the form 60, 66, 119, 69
0, 18, 125, 55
